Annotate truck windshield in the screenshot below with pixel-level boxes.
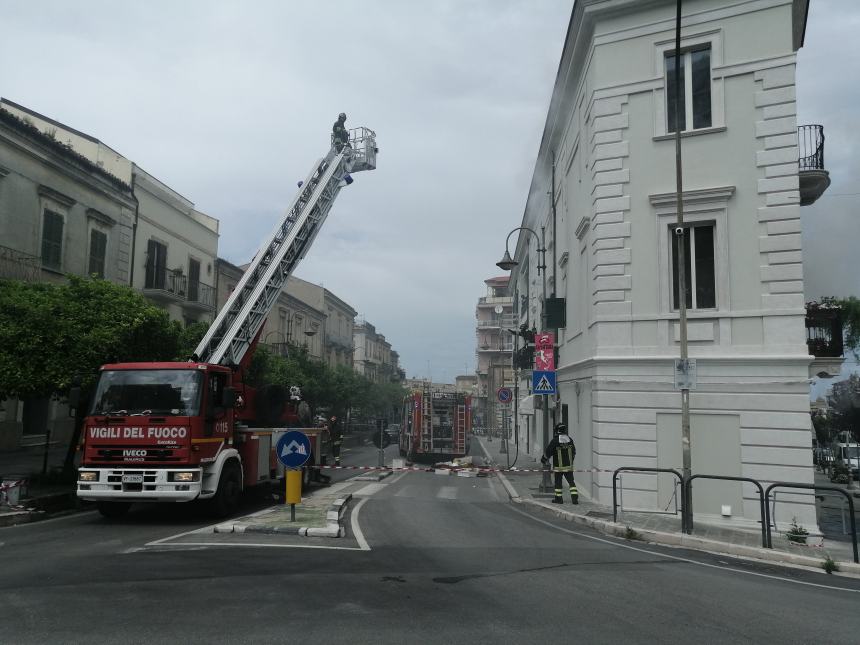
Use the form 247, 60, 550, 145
843, 446, 860, 459
89, 370, 203, 416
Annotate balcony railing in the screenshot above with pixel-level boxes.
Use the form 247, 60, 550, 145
797, 124, 830, 206
798, 125, 824, 171
806, 304, 843, 358
478, 296, 511, 306
0, 245, 40, 282
144, 267, 187, 300
477, 316, 516, 329
187, 280, 215, 310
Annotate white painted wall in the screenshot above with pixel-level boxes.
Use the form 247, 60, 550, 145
514, 0, 816, 528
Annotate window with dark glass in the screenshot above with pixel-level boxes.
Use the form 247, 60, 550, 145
188, 257, 200, 302
145, 239, 167, 289
41, 210, 63, 270
88, 229, 107, 278
665, 45, 712, 133
671, 223, 716, 310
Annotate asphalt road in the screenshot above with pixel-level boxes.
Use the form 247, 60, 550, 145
1, 444, 859, 644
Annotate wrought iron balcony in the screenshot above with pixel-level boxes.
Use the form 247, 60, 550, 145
798, 124, 830, 206
186, 280, 215, 311
806, 302, 844, 378
143, 267, 187, 303
0, 245, 40, 282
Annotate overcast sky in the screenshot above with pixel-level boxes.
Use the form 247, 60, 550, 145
1, 1, 857, 387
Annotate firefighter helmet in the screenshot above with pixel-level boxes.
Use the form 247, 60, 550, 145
554, 423, 568, 435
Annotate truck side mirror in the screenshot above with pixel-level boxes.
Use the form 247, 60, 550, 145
222, 387, 237, 408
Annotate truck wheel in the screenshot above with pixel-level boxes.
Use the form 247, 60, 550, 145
210, 461, 242, 517
97, 501, 132, 519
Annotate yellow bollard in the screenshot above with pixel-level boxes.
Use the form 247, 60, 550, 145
285, 469, 302, 504
286, 469, 301, 521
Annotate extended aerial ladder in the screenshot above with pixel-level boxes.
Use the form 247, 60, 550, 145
194, 127, 377, 367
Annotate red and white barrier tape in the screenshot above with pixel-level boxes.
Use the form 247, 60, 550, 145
314, 464, 621, 474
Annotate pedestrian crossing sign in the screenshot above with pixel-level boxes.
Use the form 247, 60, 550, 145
532, 370, 556, 395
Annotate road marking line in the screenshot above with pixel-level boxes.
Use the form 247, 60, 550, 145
145, 519, 227, 546
140, 541, 366, 551
351, 497, 371, 551
437, 486, 457, 500
354, 483, 386, 497
506, 503, 860, 593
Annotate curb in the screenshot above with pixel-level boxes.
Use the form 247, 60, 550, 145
492, 463, 860, 576
0, 491, 82, 527
0, 510, 35, 528
215, 494, 352, 538
519, 497, 860, 576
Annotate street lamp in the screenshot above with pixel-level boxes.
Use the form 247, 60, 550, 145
497, 225, 551, 493
263, 331, 288, 357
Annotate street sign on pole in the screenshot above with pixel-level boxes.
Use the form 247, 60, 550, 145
532, 370, 556, 395
497, 387, 512, 404
276, 430, 312, 469
535, 332, 555, 371
673, 358, 697, 390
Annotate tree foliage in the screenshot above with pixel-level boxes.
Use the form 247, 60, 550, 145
811, 296, 860, 355
0, 276, 185, 399
827, 373, 860, 443
249, 344, 406, 422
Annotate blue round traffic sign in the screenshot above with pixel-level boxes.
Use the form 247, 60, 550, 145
276, 430, 312, 468
497, 387, 513, 403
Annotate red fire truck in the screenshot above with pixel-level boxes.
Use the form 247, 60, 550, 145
75, 126, 377, 518
399, 383, 472, 462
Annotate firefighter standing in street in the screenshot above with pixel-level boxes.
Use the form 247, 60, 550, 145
541, 423, 578, 504
330, 415, 343, 466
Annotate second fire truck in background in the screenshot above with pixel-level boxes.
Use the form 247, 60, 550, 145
399, 383, 471, 462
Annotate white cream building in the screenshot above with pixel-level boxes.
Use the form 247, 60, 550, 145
0, 99, 220, 326
509, 0, 828, 529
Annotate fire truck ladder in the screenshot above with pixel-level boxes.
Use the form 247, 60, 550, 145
455, 403, 466, 454
195, 127, 377, 366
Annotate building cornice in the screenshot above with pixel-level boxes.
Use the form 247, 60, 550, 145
37, 184, 75, 207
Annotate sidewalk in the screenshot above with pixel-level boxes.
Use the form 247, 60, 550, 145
1, 445, 81, 526
476, 437, 860, 576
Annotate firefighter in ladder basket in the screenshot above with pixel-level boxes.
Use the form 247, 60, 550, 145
541, 423, 578, 505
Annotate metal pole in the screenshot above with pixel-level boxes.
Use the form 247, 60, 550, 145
513, 320, 519, 463
673, 0, 693, 534
551, 151, 557, 297
378, 420, 385, 468
540, 225, 552, 493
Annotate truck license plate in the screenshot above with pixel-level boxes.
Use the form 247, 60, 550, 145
122, 474, 143, 484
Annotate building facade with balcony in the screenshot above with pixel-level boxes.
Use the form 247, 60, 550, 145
215, 259, 325, 361
0, 106, 138, 450
353, 320, 402, 384
507, 0, 826, 529
1, 99, 220, 326
475, 276, 515, 434
283, 276, 357, 369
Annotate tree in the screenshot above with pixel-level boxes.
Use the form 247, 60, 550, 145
0, 276, 184, 470
247, 343, 406, 426
828, 373, 860, 443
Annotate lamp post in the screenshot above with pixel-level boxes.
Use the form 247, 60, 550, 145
263, 331, 288, 357
497, 225, 551, 493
